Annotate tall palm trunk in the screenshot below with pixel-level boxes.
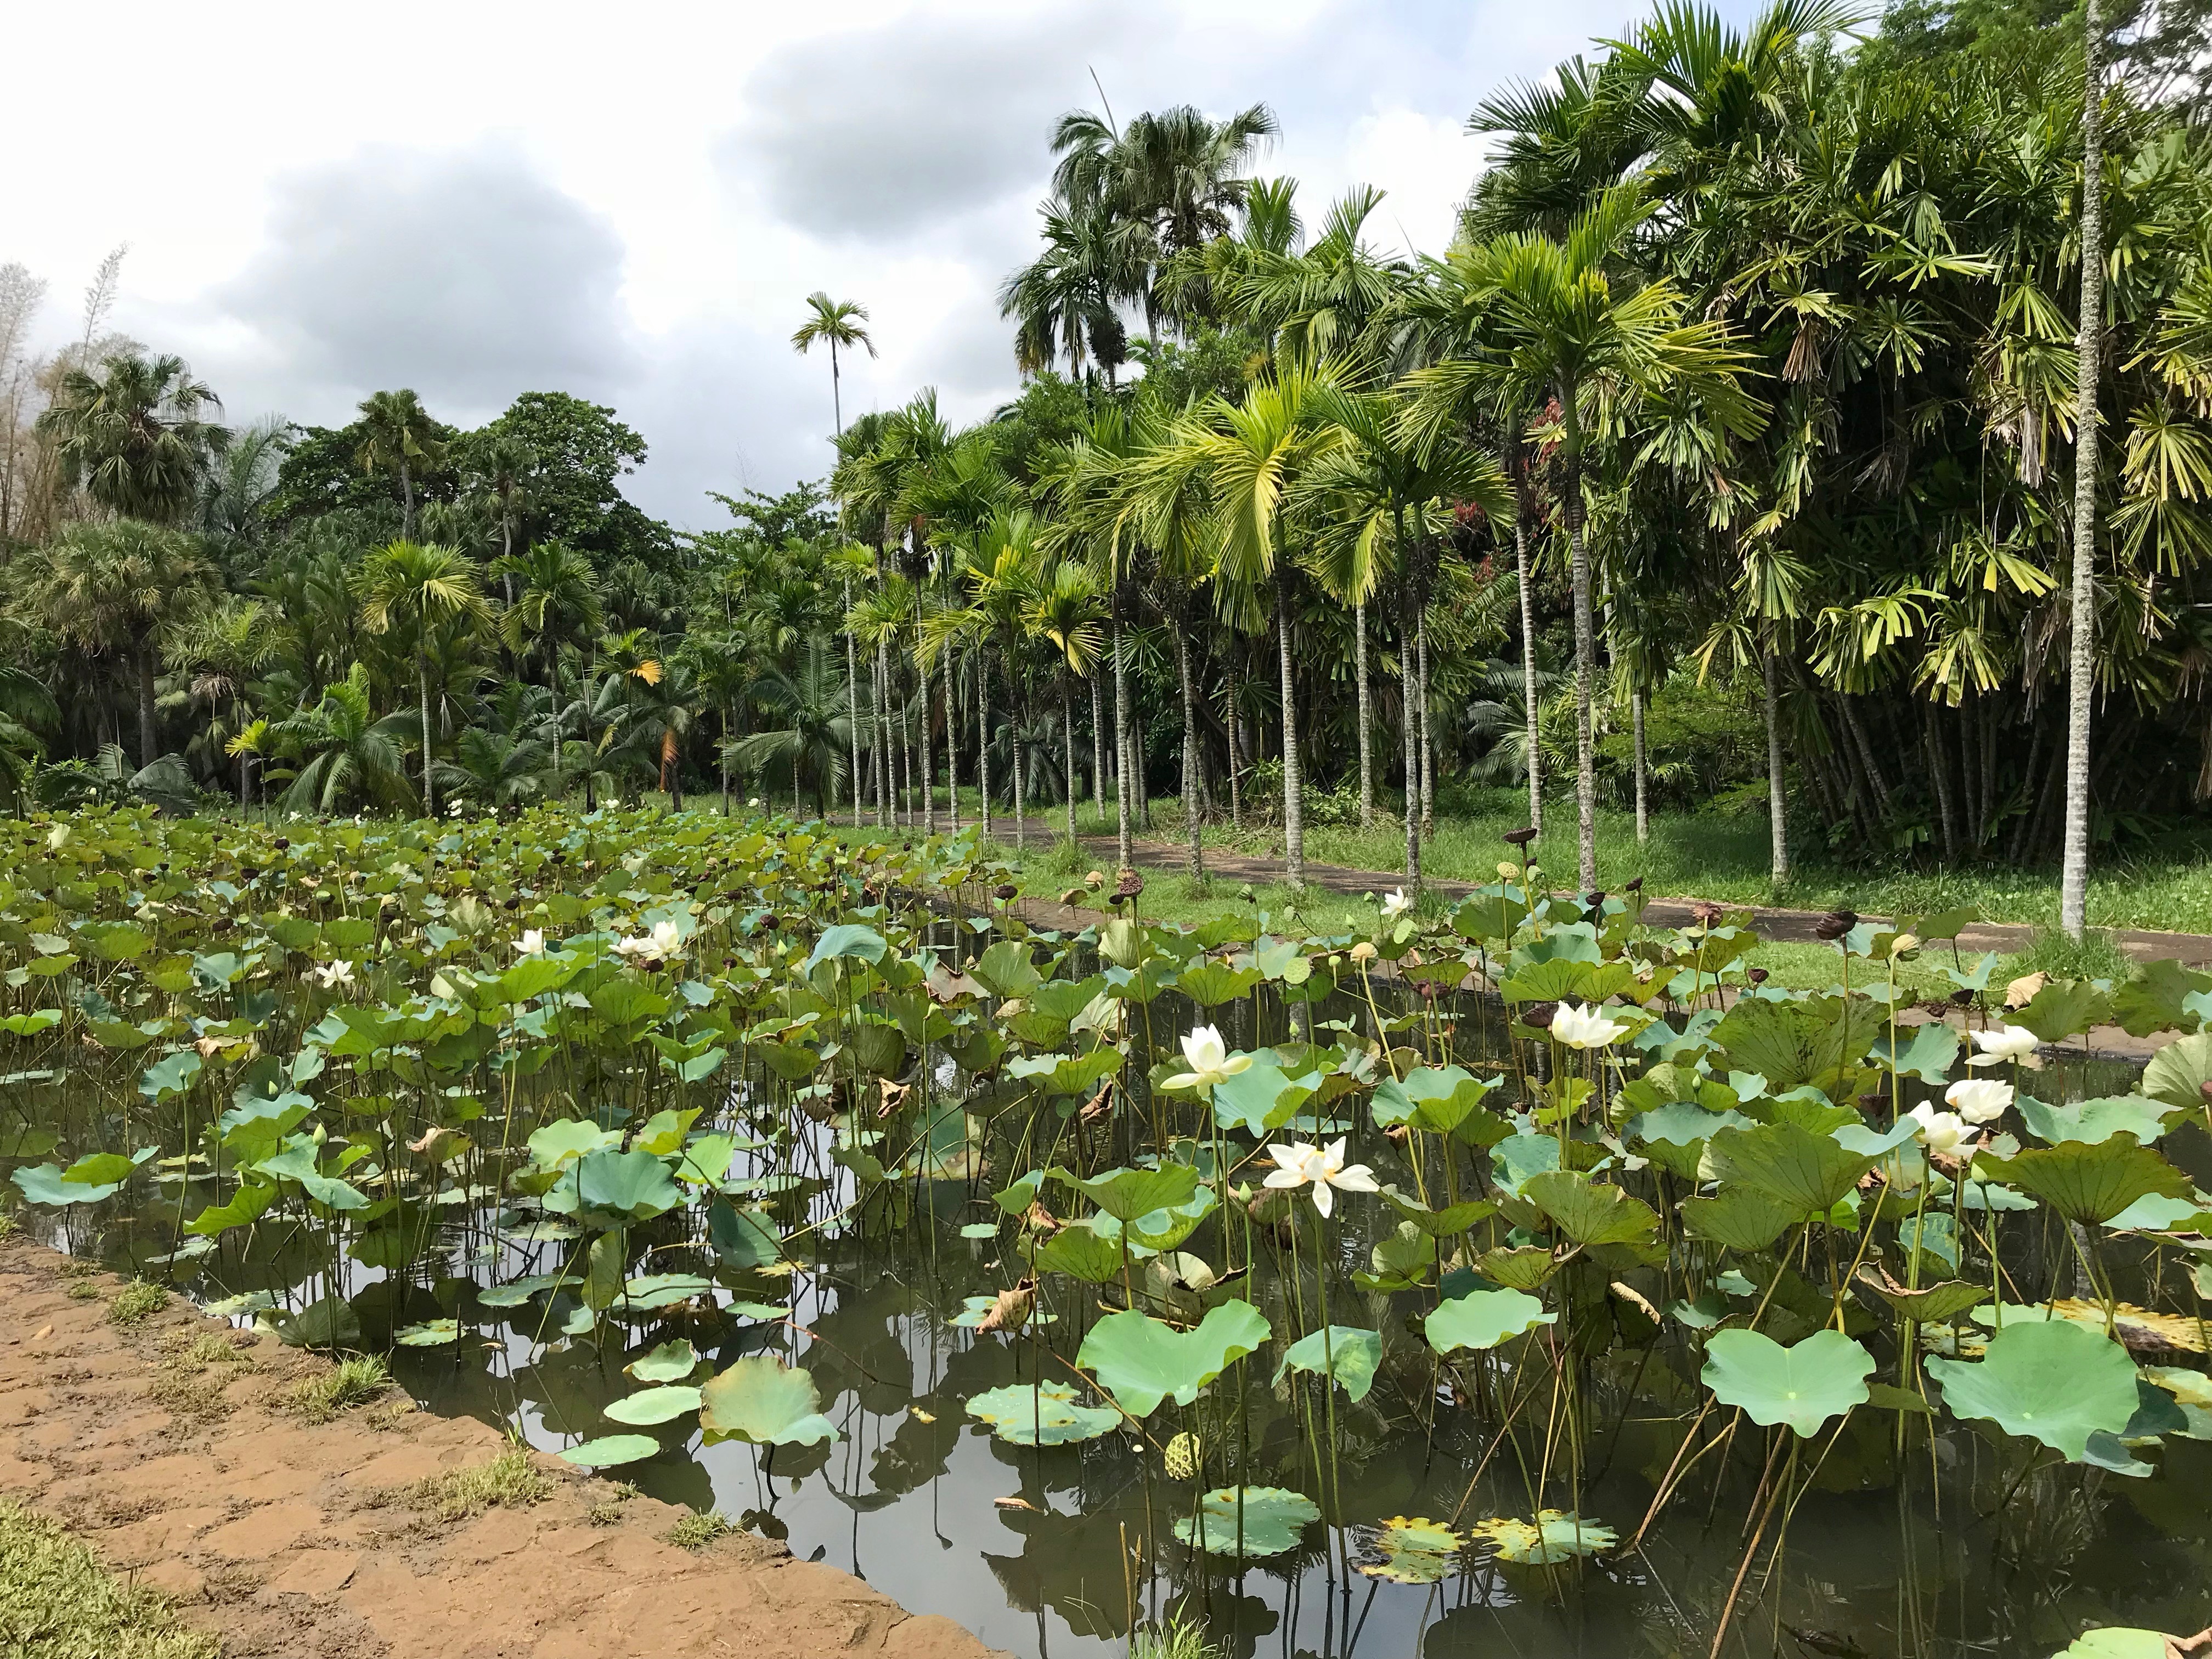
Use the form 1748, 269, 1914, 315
874, 639, 891, 830
844, 579, 861, 827
1113, 580, 1133, 872
134, 637, 159, 770
946, 653, 961, 830
1564, 451, 1597, 892
1514, 516, 1543, 836
1764, 641, 1789, 884
1176, 623, 1204, 879
548, 648, 563, 803
1011, 670, 1026, 853
1355, 596, 1373, 828
978, 650, 994, 842
1417, 612, 1434, 840
1631, 687, 1649, 845
1401, 610, 1420, 884
2061, 0, 2107, 941
399, 457, 415, 541
1064, 680, 1078, 845
417, 650, 437, 817
916, 624, 935, 836
1091, 673, 1107, 823
1276, 562, 1304, 889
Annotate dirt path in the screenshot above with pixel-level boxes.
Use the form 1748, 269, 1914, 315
0, 1238, 1004, 1659
1080, 836, 2212, 967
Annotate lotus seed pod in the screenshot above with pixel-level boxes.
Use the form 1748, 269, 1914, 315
1164, 1431, 1199, 1479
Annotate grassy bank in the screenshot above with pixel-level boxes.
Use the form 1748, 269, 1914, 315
0, 1500, 215, 1659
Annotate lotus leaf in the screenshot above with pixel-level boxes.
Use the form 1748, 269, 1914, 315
1171, 1486, 1319, 1558
1522, 1170, 1660, 1249
1471, 1245, 1565, 1290
1702, 1329, 1874, 1436
2018, 1096, 2174, 1147
627, 1339, 699, 1381
1370, 1067, 1505, 1142
1273, 1325, 1381, 1401
278, 1295, 361, 1350
392, 1319, 460, 1346
1712, 994, 1881, 1093
804, 923, 887, 972
1426, 1289, 1555, 1353
560, 1435, 662, 1469
1926, 1319, 2138, 1460
1857, 1274, 1990, 1323
604, 1385, 703, 1425
1077, 1300, 1271, 1417
1355, 1517, 1463, 1584
1680, 1187, 1801, 1251
2011, 978, 2112, 1043
1208, 1061, 1320, 1136
964, 1381, 1120, 1445
1055, 1162, 1200, 1222
698, 1356, 840, 1446
1972, 1136, 2190, 1224
2142, 1032, 2212, 1113
1379, 1187, 1495, 1237
1709, 1121, 1880, 1218
1471, 1510, 1617, 1564
1030, 1221, 1124, 1283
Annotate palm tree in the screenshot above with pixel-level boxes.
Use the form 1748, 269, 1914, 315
469, 432, 537, 582
35, 351, 229, 523
1403, 185, 1761, 889
174, 594, 276, 802
10, 517, 217, 766
1027, 558, 1104, 845
432, 682, 553, 814
998, 203, 1134, 386
271, 665, 416, 814
729, 640, 852, 816
2061, 0, 2109, 941
195, 416, 288, 560
355, 390, 444, 539
791, 294, 876, 437
359, 539, 489, 817
496, 540, 601, 803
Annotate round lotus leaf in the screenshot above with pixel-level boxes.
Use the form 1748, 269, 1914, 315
1926, 1318, 2138, 1461
2053, 1632, 2175, 1658
625, 1339, 699, 1383
964, 1381, 1120, 1446
698, 1356, 840, 1447
558, 1434, 661, 1469
1701, 1328, 1874, 1437
1273, 1325, 1382, 1402
1425, 1288, 1555, 1355
1076, 1300, 1271, 1418
1171, 1486, 1320, 1557
391, 1319, 460, 1347
1355, 1516, 1464, 1583
603, 1384, 702, 1426
1471, 1509, 1618, 1564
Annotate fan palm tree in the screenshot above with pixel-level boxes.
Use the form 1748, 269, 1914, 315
728, 640, 852, 817
355, 390, 444, 539
271, 665, 416, 814
35, 351, 229, 523
359, 539, 489, 817
10, 517, 217, 766
1402, 184, 1762, 888
791, 294, 876, 437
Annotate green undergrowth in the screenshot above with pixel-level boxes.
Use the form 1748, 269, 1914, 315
662, 1509, 738, 1550
405, 1449, 552, 1520
0, 1499, 217, 1659
287, 1353, 392, 1422
106, 1279, 168, 1327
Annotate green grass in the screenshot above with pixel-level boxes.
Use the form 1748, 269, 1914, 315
287, 1353, 392, 1423
1131, 1620, 1222, 1659
106, 1280, 168, 1327
661, 1509, 738, 1550
0, 1499, 217, 1659
846, 785, 2212, 934
403, 1449, 551, 1520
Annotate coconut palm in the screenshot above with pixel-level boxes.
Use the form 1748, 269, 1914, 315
358, 539, 489, 817
35, 351, 229, 524
791, 294, 876, 437
355, 390, 444, 539
10, 517, 217, 766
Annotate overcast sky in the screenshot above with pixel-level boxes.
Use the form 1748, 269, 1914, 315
10, 0, 1760, 530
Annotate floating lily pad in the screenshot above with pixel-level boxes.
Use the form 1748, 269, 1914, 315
627, 1339, 700, 1382
1470, 1509, 1617, 1564
1926, 1318, 2138, 1460
392, 1319, 461, 1347
559, 1434, 661, 1469
1355, 1516, 1464, 1583
603, 1384, 702, 1425
959, 1222, 998, 1239
1171, 1487, 1320, 1557
964, 1381, 1120, 1445
1426, 1289, 1554, 1354
698, 1356, 839, 1446
1702, 1329, 1874, 1437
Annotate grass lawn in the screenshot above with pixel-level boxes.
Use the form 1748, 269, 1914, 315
834, 783, 2212, 936
0, 1500, 215, 1659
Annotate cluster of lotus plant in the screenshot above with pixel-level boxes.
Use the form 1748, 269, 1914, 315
2, 805, 2209, 1644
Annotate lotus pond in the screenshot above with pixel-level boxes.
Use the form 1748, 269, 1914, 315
3, 805, 2210, 1657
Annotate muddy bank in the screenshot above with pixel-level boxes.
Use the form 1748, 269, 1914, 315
0, 1238, 1005, 1659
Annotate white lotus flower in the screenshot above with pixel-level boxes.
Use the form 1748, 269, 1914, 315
1968, 1024, 2044, 1071
1908, 1103, 1980, 1159
313, 960, 356, 990
648, 920, 684, 957
515, 929, 546, 956
1261, 1137, 1379, 1219
1944, 1077, 2015, 1125
1380, 888, 1412, 920
1550, 1002, 1628, 1049
1163, 1025, 1252, 1092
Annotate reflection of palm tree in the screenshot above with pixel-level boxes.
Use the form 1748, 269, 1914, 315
727, 641, 851, 817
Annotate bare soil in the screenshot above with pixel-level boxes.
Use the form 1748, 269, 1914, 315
0, 1238, 1006, 1659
